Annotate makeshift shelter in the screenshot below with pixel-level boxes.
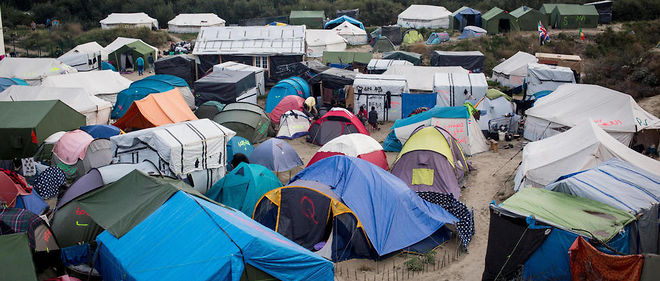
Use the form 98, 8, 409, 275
524, 84, 660, 145
194, 69, 256, 106
306, 29, 348, 58
62, 41, 108, 61
425, 32, 450, 45
270, 95, 305, 124
353, 74, 408, 121
168, 13, 225, 33
213, 102, 271, 144
510, 6, 548, 31
154, 55, 199, 86
584, 1, 613, 24
107, 41, 158, 73
226, 136, 254, 169
482, 7, 519, 34
402, 29, 424, 44
96, 190, 334, 281
492, 51, 538, 87
111, 119, 235, 192
265, 77, 310, 113
366, 59, 412, 74
549, 4, 599, 29
433, 72, 488, 107
525, 63, 576, 95
307, 108, 369, 146
0, 85, 112, 125
256, 156, 458, 260
332, 21, 368, 45
0, 233, 38, 281
0, 100, 85, 159
104, 37, 158, 60
289, 11, 325, 29
308, 133, 388, 170
214, 62, 266, 97
535, 52, 582, 74
0, 58, 76, 85
450, 7, 482, 31
277, 110, 311, 139
474, 89, 516, 132
41, 69, 132, 104
546, 159, 660, 213
457, 26, 487, 39
250, 138, 303, 172
324, 15, 364, 30
79, 124, 121, 139
113, 89, 197, 131
0, 208, 59, 252
100, 13, 158, 29
397, 5, 452, 29
371, 36, 396, 53
322, 51, 373, 70
514, 121, 660, 190
382, 51, 422, 65
383, 105, 489, 155
383, 65, 469, 92
0, 77, 28, 92
430, 51, 485, 73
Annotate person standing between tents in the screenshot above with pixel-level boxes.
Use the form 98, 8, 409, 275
358, 105, 368, 126
368, 106, 379, 130
147, 53, 154, 73
135, 56, 145, 76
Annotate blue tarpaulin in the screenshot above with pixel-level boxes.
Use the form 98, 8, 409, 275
401, 93, 437, 118
227, 136, 254, 171
0, 77, 28, 92
324, 15, 365, 30
383, 105, 470, 151
80, 124, 122, 139
265, 78, 310, 113
96, 191, 334, 281
291, 156, 458, 255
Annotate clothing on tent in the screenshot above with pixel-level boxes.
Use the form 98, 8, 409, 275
60, 244, 91, 266
641, 254, 660, 281
629, 204, 659, 254
569, 236, 644, 281
418, 192, 474, 250
34, 167, 65, 199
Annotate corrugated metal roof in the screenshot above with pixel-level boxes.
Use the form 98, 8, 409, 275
193, 26, 306, 56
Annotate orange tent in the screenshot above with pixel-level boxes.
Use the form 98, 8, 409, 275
113, 88, 197, 131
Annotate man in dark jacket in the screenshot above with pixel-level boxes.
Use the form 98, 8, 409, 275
368, 106, 379, 130
147, 54, 155, 73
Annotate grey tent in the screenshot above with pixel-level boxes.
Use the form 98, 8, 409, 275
430, 51, 485, 73
213, 102, 272, 144
154, 55, 200, 87
193, 70, 255, 106
383, 51, 422, 65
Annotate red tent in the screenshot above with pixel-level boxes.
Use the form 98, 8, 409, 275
307, 133, 388, 169
269, 95, 305, 124
306, 108, 369, 146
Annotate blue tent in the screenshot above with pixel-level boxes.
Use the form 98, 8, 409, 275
265, 78, 310, 113
458, 27, 487, 39
453, 7, 482, 31
291, 156, 458, 255
383, 106, 470, 151
250, 138, 303, 172
426, 32, 450, 45
111, 87, 158, 119
138, 74, 189, 88
101, 61, 117, 72
0, 77, 28, 92
324, 15, 365, 30
80, 124, 122, 139
15, 192, 49, 215
96, 191, 334, 281
227, 136, 254, 171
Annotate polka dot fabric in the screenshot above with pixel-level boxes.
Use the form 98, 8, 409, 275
34, 167, 66, 199
418, 191, 475, 250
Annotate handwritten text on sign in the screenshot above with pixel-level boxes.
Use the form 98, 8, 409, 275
431, 118, 468, 144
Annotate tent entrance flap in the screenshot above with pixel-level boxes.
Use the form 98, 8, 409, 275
499, 19, 511, 33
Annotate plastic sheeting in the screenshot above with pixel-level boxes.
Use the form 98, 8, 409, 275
430, 51, 485, 73
401, 93, 437, 118
194, 70, 256, 105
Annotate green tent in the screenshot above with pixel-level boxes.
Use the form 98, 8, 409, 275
322, 51, 373, 65
372, 36, 396, 53
511, 6, 549, 31
289, 10, 325, 29
108, 41, 156, 71
0, 100, 85, 159
482, 7, 520, 34
205, 162, 282, 216
500, 188, 635, 242
0, 233, 38, 281
382, 51, 422, 65
213, 102, 272, 144
402, 30, 424, 44
485, 88, 512, 101
550, 4, 599, 29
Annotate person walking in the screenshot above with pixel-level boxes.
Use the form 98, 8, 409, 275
147, 54, 154, 73
135, 56, 145, 76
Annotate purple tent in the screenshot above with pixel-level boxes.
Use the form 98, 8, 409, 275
56, 168, 103, 209
249, 138, 303, 172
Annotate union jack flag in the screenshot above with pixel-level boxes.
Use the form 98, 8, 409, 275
538, 21, 550, 45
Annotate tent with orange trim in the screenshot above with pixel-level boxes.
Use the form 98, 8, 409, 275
113, 89, 197, 131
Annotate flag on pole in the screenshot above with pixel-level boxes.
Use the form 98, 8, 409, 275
538, 21, 550, 45
579, 27, 585, 40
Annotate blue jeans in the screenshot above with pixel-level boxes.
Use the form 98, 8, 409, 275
137, 65, 144, 75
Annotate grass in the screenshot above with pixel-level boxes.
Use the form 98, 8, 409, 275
404, 250, 436, 271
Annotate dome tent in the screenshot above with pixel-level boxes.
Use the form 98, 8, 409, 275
277, 110, 311, 140
307, 108, 369, 146
307, 133, 388, 170
213, 102, 272, 144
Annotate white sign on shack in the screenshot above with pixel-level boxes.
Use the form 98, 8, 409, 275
353, 74, 409, 121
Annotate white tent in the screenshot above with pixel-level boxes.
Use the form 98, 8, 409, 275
57, 52, 99, 72
62, 41, 108, 61
305, 29, 347, 58
213, 62, 266, 97
526, 63, 576, 95
332, 21, 368, 45
0, 7, 4, 55
0, 85, 112, 125
383, 65, 468, 92
366, 59, 412, 74
168, 13, 225, 33
41, 70, 132, 104
110, 119, 236, 193
492, 51, 538, 88
104, 37, 158, 60
524, 84, 660, 145
397, 5, 452, 29
0, 58, 76, 85
433, 72, 488, 107
353, 74, 409, 121
514, 121, 660, 190
277, 110, 311, 139
100, 13, 158, 30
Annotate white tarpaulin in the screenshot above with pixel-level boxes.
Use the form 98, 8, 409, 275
492, 51, 537, 88
41, 70, 132, 104
526, 63, 576, 95
353, 74, 409, 121
110, 119, 236, 193
168, 13, 225, 33
366, 59, 412, 74
100, 13, 158, 29
0, 58, 76, 85
397, 5, 452, 29
0, 85, 112, 125
384, 65, 468, 92
524, 84, 660, 144
333, 21, 368, 45
62, 42, 108, 61
515, 121, 660, 190
306, 29, 347, 58
433, 72, 488, 107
